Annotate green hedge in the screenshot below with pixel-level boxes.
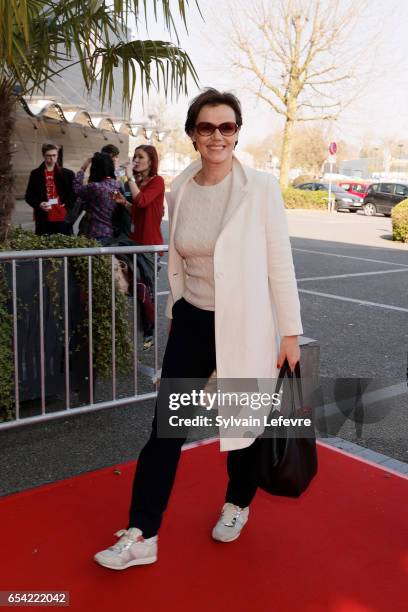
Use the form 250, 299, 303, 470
0, 229, 133, 421
391, 199, 408, 243
282, 186, 328, 210
292, 175, 314, 186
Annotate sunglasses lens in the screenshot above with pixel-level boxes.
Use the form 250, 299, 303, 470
196, 123, 214, 136
219, 122, 237, 136
195, 122, 238, 136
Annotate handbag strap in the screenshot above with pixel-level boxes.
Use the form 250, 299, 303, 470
275, 360, 303, 417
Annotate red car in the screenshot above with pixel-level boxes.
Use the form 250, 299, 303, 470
339, 182, 370, 199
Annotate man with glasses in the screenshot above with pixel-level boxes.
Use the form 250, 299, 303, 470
25, 143, 75, 236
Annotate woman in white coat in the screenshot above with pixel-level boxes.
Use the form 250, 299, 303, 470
95, 88, 303, 570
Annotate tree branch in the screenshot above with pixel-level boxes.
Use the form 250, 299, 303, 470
236, 38, 286, 104
306, 73, 352, 86
306, 65, 338, 80
298, 101, 342, 109
259, 22, 291, 71
297, 113, 339, 121
247, 86, 286, 116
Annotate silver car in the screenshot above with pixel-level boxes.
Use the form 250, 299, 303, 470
295, 182, 363, 212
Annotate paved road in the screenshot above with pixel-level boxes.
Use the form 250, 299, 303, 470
287, 210, 408, 466
1, 209, 407, 495
12, 199, 35, 228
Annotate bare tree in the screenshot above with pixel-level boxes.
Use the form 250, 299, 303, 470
291, 126, 328, 176
227, 0, 370, 187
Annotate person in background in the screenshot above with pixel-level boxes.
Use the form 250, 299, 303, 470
25, 143, 75, 235
122, 145, 165, 249
113, 145, 165, 349
73, 152, 121, 245
101, 143, 131, 238
100, 143, 120, 169
69, 143, 122, 233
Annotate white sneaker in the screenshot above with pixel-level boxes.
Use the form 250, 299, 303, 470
94, 528, 158, 570
212, 503, 249, 543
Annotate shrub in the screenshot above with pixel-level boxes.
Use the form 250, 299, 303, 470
0, 229, 133, 421
292, 174, 314, 186
282, 186, 328, 210
391, 199, 408, 243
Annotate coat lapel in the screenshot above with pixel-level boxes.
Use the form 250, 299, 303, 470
169, 159, 201, 247
217, 157, 250, 239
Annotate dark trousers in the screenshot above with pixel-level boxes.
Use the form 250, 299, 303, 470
128, 298, 258, 537
35, 220, 72, 236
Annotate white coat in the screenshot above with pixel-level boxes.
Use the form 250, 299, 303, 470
165, 155, 303, 451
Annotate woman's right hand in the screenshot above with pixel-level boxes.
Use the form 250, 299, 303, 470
125, 161, 134, 180
81, 157, 92, 172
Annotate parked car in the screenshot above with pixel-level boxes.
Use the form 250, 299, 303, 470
339, 181, 370, 199
362, 182, 408, 216
295, 182, 363, 212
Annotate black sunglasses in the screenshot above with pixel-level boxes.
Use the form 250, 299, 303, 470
194, 122, 239, 137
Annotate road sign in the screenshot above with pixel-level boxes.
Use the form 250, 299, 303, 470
329, 142, 337, 155
327, 146, 336, 213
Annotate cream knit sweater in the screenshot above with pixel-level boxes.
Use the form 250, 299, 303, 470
174, 173, 232, 310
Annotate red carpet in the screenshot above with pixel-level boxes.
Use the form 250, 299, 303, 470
1, 441, 407, 612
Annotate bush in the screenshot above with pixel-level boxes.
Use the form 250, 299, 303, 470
391, 199, 408, 243
282, 186, 328, 210
292, 174, 314, 186
0, 229, 133, 421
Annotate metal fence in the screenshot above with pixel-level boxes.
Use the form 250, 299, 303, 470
0, 244, 168, 430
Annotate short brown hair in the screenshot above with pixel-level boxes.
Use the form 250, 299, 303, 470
101, 143, 120, 158
41, 142, 58, 156
185, 88, 243, 136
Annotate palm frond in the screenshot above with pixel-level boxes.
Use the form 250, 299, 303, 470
93, 39, 198, 108
0, 0, 200, 105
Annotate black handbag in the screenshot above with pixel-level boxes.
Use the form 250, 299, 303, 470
252, 360, 318, 497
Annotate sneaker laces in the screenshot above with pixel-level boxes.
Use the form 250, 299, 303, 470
110, 529, 142, 553
221, 503, 242, 527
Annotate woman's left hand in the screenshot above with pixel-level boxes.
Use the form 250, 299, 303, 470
277, 336, 300, 372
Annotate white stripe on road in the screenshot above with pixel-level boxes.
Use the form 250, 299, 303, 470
299, 289, 408, 313
293, 248, 408, 267
298, 268, 408, 282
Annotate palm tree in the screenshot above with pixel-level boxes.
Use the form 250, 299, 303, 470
0, 0, 199, 240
